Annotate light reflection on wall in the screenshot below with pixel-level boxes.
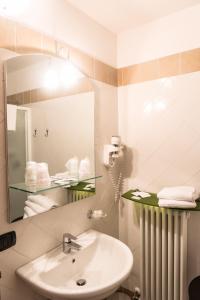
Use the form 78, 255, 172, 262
144, 77, 174, 115
0, 0, 30, 16
43, 61, 84, 90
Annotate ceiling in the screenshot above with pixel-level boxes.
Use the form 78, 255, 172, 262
67, 0, 200, 33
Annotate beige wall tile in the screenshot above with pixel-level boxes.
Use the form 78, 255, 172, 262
121, 60, 158, 86
56, 41, 69, 58
159, 54, 180, 78
181, 48, 200, 74
0, 16, 117, 87
119, 49, 200, 86
8, 77, 93, 106
139, 60, 159, 82
121, 64, 141, 85
7, 95, 15, 105
8, 93, 23, 106
94, 59, 107, 83
70, 47, 94, 78
108, 65, 118, 86
23, 91, 31, 105
117, 68, 123, 86
30, 89, 38, 103
0, 18, 15, 50
42, 35, 57, 55
16, 24, 42, 53
94, 59, 117, 85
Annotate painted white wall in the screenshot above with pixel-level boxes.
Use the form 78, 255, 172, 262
117, 4, 200, 67
0, 0, 116, 67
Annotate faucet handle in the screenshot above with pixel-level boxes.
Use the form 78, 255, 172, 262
63, 233, 77, 243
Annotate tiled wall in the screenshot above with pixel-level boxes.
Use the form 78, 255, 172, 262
118, 71, 200, 291
0, 16, 117, 86
0, 74, 119, 300
7, 78, 93, 105
0, 16, 119, 300
1, 15, 200, 89
1, 11, 200, 299
117, 4, 200, 67
118, 48, 200, 86
117, 4, 200, 294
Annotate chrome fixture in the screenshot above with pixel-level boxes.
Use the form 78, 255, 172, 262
76, 279, 87, 286
87, 209, 107, 219
63, 233, 81, 254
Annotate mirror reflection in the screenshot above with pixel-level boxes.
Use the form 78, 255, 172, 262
5, 53, 96, 223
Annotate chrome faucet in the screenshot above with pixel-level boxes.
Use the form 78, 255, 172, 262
63, 233, 81, 254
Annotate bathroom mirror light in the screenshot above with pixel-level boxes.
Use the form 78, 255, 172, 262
43, 69, 59, 90
3, 51, 96, 223
61, 61, 84, 88
43, 60, 83, 90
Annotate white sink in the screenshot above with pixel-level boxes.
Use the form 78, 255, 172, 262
16, 230, 133, 300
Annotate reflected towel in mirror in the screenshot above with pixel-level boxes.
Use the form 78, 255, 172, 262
23, 195, 59, 218
7, 104, 17, 131
27, 195, 58, 209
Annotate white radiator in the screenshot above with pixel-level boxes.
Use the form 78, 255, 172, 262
140, 205, 189, 300
66, 190, 92, 202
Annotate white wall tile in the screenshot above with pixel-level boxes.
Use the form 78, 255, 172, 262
0, 79, 118, 299
118, 71, 200, 290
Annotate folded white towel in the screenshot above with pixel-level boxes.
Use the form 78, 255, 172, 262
27, 195, 58, 209
23, 206, 36, 218
23, 212, 28, 219
157, 186, 199, 201
158, 199, 197, 208
25, 200, 49, 214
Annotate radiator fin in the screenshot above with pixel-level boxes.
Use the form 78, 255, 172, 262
140, 205, 188, 300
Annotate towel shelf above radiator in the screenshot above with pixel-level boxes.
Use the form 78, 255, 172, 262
122, 189, 200, 211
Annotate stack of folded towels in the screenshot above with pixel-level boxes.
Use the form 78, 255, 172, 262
23, 195, 58, 218
157, 186, 199, 208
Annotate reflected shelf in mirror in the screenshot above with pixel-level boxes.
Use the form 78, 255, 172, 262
66, 181, 96, 193
9, 175, 101, 194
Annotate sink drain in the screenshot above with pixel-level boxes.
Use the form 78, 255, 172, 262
76, 279, 87, 286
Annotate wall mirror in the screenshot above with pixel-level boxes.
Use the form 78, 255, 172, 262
4, 52, 97, 223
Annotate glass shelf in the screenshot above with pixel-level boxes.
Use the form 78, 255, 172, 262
122, 189, 200, 211
9, 175, 101, 194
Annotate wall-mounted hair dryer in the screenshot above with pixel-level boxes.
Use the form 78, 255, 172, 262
103, 136, 124, 167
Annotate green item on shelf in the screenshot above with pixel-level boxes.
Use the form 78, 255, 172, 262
122, 189, 200, 211
67, 182, 95, 193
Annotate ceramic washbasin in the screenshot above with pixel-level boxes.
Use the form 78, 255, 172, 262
16, 230, 133, 300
